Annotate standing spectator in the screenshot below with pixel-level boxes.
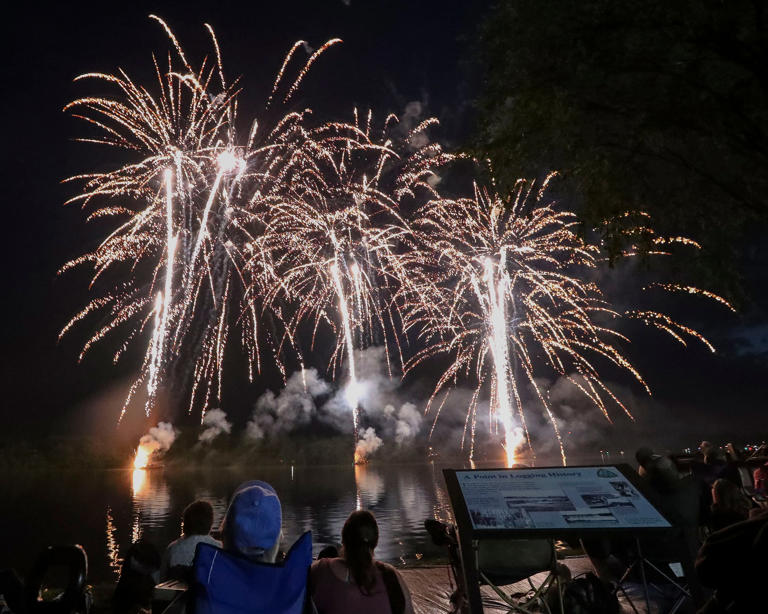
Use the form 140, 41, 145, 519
700, 441, 725, 467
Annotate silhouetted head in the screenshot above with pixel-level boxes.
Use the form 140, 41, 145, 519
711, 478, 750, 516
341, 510, 379, 594
183, 500, 214, 536
635, 447, 655, 467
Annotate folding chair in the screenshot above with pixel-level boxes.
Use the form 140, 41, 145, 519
191, 531, 312, 614
476, 538, 563, 614
25, 545, 90, 614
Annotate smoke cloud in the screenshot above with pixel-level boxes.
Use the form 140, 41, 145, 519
355, 427, 383, 458
198, 408, 232, 445
142, 421, 176, 451
246, 368, 331, 440
135, 421, 177, 467
245, 348, 424, 456
383, 402, 422, 445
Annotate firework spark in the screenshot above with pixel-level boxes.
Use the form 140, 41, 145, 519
398, 174, 732, 466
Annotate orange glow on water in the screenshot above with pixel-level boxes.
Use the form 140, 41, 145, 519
133, 444, 152, 469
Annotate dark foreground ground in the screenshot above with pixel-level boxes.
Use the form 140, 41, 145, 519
402, 559, 693, 613
86, 556, 694, 613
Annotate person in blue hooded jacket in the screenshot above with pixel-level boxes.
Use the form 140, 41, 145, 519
160, 481, 287, 614
220, 480, 283, 563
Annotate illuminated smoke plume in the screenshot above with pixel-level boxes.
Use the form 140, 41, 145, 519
198, 408, 232, 445
246, 368, 331, 440
355, 427, 383, 460
246, 349, 423, 457
383, 402, 422, 445
134, 421, 177, 468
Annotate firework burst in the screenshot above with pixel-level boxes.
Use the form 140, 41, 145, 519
249, 111, 449, 457
398, 174, 732, 466
60, 18, 731, 466
60, 17, 342, 420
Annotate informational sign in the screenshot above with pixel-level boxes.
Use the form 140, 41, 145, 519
455, 465, 670, 531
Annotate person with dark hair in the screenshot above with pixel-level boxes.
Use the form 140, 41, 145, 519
709, 479, 751, 532
114, 539, 162, 613
158, 500, 221, 581
635, 446, 682, 493
157, 484, 283, 614
310, 510, 414, 614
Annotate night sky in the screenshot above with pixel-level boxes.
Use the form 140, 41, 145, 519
1, 0, 765, 450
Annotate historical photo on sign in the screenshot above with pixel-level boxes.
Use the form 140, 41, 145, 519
609, 480, 639, 498
505, 495, 575, 512
581, 493, 637, 509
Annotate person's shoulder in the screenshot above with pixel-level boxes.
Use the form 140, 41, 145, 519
310, 557, 336, 572
198, 534, 222, 548
165, 536, 185, 551
374, 560, 402, 579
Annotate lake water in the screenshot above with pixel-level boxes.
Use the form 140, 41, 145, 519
0, 463, 458, 582
1, 455, 614, 583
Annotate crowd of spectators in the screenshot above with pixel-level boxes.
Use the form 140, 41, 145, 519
581, 440, 768, 613
4, 440, 764, 614
110, 481, 414, 614
111, 441, 764, 614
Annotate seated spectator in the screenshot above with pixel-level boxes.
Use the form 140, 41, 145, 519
709, 479, 751, 532
310, 510, 414, 614
695, 512, 768, 612
114, 539, 162, 613
221, 480, 282, 563
158, 500, 221, 581
159, 484, 283, 614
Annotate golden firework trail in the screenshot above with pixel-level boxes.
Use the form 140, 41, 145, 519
397, 174, 733, 466
60, 17, 345, 420
248, 110, 449, 458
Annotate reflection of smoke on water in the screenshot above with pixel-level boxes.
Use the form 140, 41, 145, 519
396, 471, 432, 529
131, 468, 172, 539
354, 464, 385, 508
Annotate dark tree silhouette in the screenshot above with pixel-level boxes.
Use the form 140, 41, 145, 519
473, 0, 768, 297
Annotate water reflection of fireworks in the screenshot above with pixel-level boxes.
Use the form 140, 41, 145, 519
105, 507, 122, 578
